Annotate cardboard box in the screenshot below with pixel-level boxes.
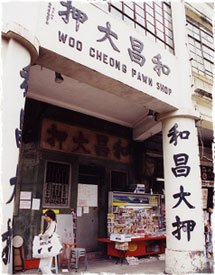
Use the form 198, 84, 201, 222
110, 234, 131, 242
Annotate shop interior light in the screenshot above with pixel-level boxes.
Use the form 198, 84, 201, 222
147, 109, 155, 118
55, 72, 64, 83
156, 178, 164, 182
147, 109, 158, 120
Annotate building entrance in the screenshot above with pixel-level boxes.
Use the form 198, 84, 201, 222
76, 165, 105, 252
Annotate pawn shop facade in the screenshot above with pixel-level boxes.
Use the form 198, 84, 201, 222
1, 1, 214, 274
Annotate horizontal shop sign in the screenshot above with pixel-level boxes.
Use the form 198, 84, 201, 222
37, 1, 180, 108
40, 118, 131, 163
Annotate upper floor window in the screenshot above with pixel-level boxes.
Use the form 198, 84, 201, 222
108, 1, 174, 53
186, 19, 214, 81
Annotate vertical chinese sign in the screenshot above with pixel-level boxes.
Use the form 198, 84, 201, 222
162, 115, 205, 262
1, 39, 31, 274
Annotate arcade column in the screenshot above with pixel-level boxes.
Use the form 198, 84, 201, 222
160, 109, 206, 274
1, 28, 39, 274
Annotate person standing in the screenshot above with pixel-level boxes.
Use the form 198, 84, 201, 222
204, 206, 213, 257
39, 209, 57, 274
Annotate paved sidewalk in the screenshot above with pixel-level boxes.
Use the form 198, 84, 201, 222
19, 257, 165, 274
18, 255, 214, 275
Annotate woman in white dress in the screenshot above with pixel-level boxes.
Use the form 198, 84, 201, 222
39, 209, 57, 274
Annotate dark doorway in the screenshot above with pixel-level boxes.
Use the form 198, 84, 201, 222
76, 165, 105, 252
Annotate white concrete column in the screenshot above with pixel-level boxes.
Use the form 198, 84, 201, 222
1, 37, 35, 274
161, 110, 206, 274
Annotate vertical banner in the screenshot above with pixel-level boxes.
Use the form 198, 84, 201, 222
1, 39, 31, 274
162, 116, 204, 251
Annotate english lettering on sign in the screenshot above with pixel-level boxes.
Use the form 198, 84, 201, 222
156, 82, 172, 95
131, 68, 153, 86
89, 47, 127, 73
58, 31, 83, 51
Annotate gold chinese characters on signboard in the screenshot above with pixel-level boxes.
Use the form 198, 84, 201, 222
40, 118, 131, 163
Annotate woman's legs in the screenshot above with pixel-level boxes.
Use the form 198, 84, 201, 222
39, 257, 53, 274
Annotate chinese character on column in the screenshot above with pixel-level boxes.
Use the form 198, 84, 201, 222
172, 215, 196, 241
171, 153, 191, 177
1, 219, 13, 265
20, 65, 30, 97
167, 123, 190, 146
172, 185, 195, 209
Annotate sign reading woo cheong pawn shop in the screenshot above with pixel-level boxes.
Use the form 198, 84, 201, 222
41, 119, 131, 163
37, 1, 179, 108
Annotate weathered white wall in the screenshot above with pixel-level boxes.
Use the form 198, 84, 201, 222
2, 2, 41, 38
171, 1, 194, 109
1, 38, 32, 274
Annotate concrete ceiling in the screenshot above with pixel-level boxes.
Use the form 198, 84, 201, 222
28, 65, 149, 127
27, 64, 213, 143
27, 64, 165, 140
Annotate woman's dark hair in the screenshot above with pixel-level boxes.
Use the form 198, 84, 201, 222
44, 209, 57, 222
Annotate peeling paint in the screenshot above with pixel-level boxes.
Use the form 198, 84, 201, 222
165, 248, 207, 274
